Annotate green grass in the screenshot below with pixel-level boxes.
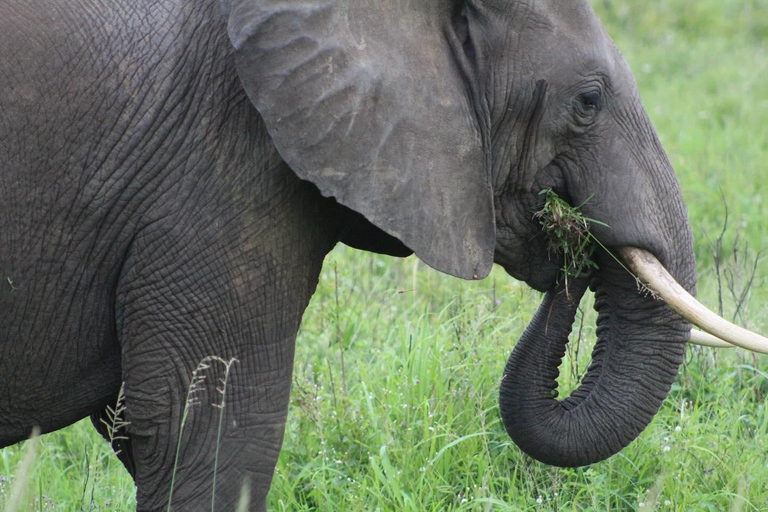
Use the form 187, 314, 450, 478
534, 189, 605, 285
3, 0, 768, 509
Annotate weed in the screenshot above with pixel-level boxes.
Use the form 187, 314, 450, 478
211, 357, 238, 512
167, 356, 238, 511
99, 383, 129, 456
702, 197, 765, 396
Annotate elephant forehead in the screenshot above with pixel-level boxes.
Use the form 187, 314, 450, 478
511, 0, 613, 60
515, 12, 619, 88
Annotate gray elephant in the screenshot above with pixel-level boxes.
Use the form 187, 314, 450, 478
1, 0, 763, 510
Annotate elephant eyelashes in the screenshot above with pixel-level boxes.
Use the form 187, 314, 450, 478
579, 90, 602, 110
572, 89, 603, 125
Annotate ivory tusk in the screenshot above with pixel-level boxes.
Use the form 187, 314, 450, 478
689, 329, 734, 349
618, 247, 768, 355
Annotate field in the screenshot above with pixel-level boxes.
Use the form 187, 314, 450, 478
3, 0, 768, 510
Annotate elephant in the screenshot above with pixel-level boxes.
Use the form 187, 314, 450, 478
1, 0, 764, 509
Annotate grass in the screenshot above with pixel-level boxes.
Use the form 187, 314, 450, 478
167, 356, 239, 510
2, 0, 768, 509
533, 189, 607, 289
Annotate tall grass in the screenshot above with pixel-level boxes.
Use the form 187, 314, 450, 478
1, 0, 767, 510
167, 356, 238, 511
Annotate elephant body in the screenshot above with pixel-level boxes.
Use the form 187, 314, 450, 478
1, 0, 707, 510
1, 1, 397, 507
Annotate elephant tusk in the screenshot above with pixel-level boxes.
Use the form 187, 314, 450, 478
619, 247, 768, 355
689, 329, 734, 349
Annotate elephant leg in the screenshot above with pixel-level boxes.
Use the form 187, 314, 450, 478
115, 214, 332, 510
115, 245, 322, 511
121, 337, 296, 511
117, 266, 315, 511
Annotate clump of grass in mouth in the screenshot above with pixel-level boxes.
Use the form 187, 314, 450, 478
534, 189, 656, 300
534, 189, 609, 290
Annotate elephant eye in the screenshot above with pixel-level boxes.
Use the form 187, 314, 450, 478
579, 90, 602, 109
573, 89, 603, 124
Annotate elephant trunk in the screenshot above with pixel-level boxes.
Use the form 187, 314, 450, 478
498, 251, 690, 467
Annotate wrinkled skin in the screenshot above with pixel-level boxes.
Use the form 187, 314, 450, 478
0, 0, 694, 510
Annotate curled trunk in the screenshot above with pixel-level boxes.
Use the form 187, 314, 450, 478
499, 254, 690, 467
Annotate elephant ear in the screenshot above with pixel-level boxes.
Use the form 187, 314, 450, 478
223, 0, 495, 279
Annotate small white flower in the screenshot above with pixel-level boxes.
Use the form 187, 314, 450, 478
420, 466, 426, 472
675, 425, 682, 432
664, 500, 672, 506
461, 498, 468, 504
536, 495, 543, 504
639, 503, 645, 508
663, 445, 671, 452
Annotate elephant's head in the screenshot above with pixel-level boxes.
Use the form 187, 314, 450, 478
222, 0, 764, 466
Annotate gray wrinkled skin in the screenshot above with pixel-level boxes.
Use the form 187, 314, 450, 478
0, 0, 695, 509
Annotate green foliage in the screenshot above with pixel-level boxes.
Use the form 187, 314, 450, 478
534, 189, 607, 285
2, 0, 768, 509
